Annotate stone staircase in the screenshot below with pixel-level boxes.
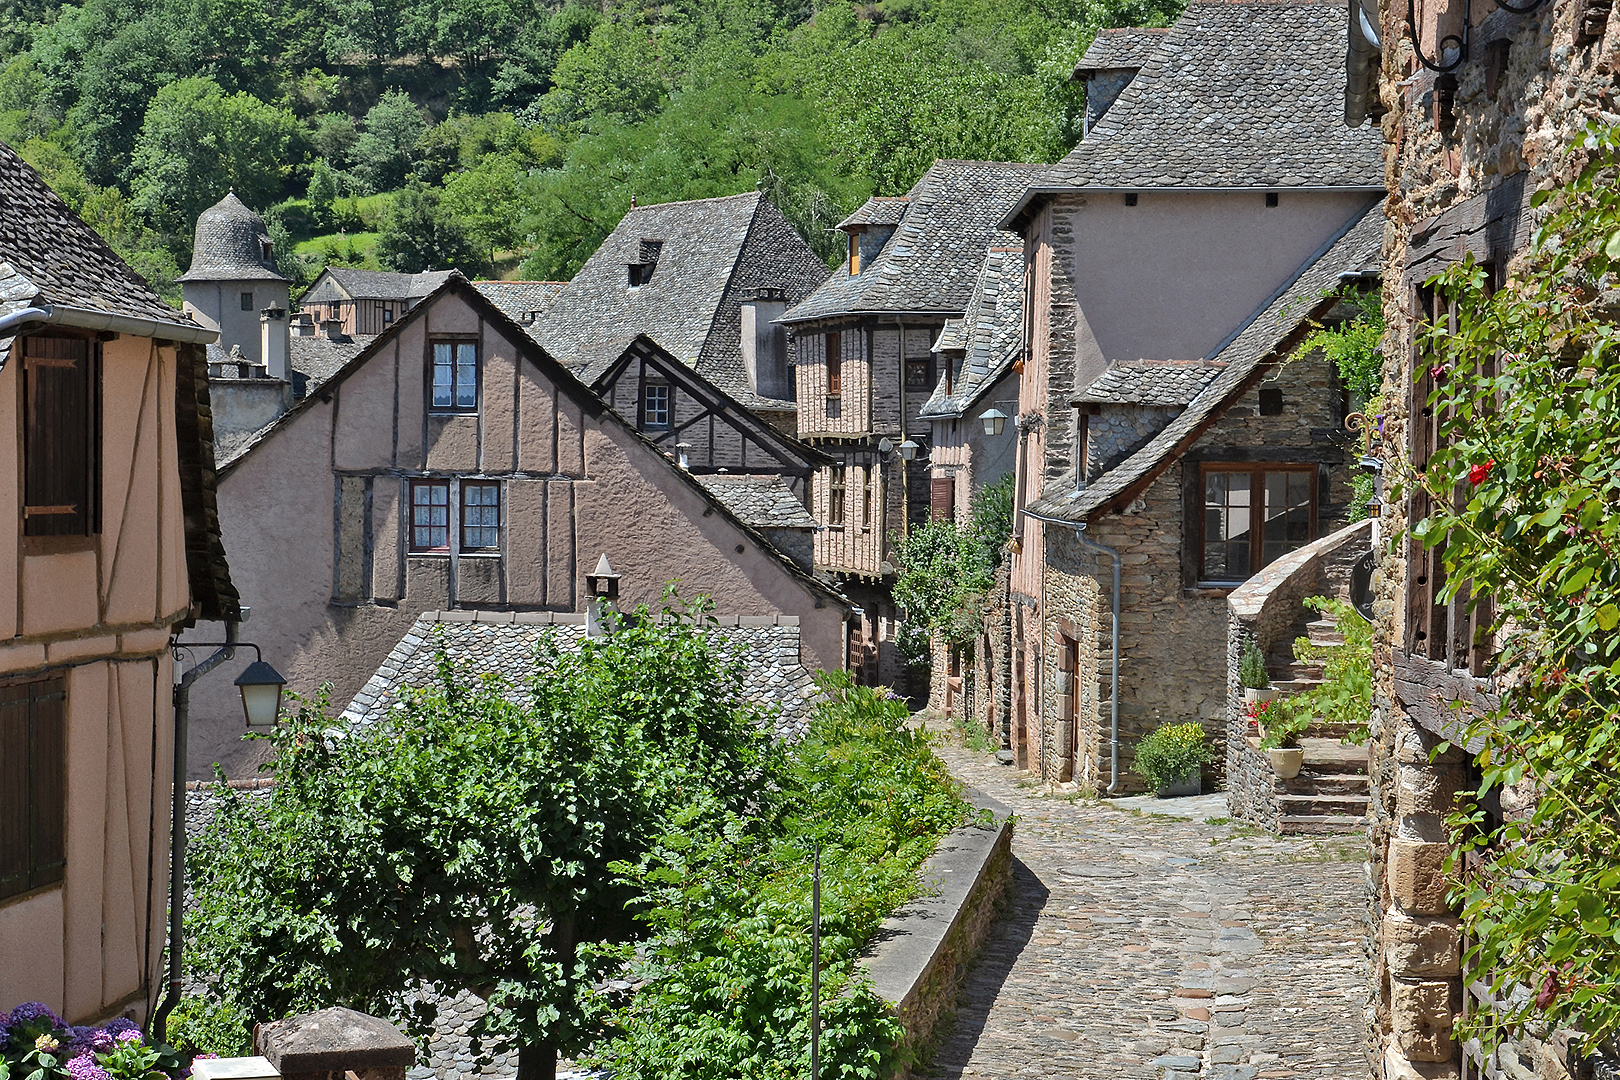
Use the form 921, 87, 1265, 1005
1266, 609, 1370, 835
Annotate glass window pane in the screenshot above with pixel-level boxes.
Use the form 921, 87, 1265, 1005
1204, 471, 1226, 502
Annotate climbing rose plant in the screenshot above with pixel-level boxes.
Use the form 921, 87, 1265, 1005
1410, 122, 1620, 1054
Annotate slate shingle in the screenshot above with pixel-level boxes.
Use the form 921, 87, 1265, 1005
1015, 0, 1384, 204
178, 192, 290, 283
781, 160, 1044, 324
920, 245, 1025, 419
695, 475, 816, 530
1073, 27, 1171, 73
1072, 359, 1227, 408
475, 281, 568, 325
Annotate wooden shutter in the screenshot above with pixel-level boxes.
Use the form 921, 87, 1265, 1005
826, 332, 841, 395
931, 477, 955, 521
0, 676, 66, 900
23, 336, 95, 537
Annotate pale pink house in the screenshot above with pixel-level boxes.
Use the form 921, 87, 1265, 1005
0, 143, 237, 1020
188, 274, 849, 779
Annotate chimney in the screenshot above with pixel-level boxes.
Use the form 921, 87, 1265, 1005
320, 317, 347, 341
740, 286, 790, 399
260, 307, 289, 381
290, 311, 316, 337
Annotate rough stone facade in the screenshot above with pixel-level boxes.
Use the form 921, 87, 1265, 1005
1360, 0, 1620, 1074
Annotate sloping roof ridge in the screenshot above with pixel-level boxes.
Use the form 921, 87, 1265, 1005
625, 190, 763, 214
695, 192, 767, 363
1033, 201, 1382, 521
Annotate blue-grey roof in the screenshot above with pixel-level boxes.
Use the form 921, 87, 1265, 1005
475, 281, 568, 325
695, 474, 816, 530
781, 160, 1044, 324
1073, 27, 1171, 73
1073, 359, 1227, 407
920, 245, 1025, 420
836, 196, 911, 230
1028, 201, 1384, 522
179, 192, 290, 283
1009, 0, 1384, 218
533, 192, 829, 413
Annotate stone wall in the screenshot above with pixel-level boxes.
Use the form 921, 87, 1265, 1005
1366, 0, 1620, 1073
1222, 520, 1372, 830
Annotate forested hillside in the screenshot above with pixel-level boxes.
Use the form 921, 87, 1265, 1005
0, 0, 1182, 299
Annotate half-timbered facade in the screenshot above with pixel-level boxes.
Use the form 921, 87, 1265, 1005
0, 142, 238, 1021
780, 160, 1041, 686
298, 268, 451, 337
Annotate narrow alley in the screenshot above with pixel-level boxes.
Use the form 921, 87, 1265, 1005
926, 730, 1369, 1080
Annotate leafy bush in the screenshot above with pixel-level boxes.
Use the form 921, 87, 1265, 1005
164, 997, 251, 1058
594, 672, 981, 1079
1258, 597, 1372, 749
1298, 286, 1385, 404
1239, 639, 1270, 690
1132, 722, 1212, 791
0, 1003, 191, 1080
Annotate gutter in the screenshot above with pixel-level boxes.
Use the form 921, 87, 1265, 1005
0, 302, 218, 374
999, 185, 1386, 231
1023, 506, 1123, 794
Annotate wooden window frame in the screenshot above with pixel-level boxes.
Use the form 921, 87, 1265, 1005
642, 382, 671, 429
825, 332, 842, 397
21, 333, 100, 549
1195, 462, 1319, 585
409, 479, 451, 553
239, 291, 254, 312
429, 338, 479, 414
828, 467, 846, 528
905, 354, 933, 390
848, 233, 861, 276
0, 674, 67, 903
459, 481, 501, 553
861, 467, 874, 533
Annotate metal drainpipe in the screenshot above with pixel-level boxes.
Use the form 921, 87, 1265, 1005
1024, 509, 1123, 793
893, 319, 908, 540
151, 623, 239, 1041
0, 307, 53, 372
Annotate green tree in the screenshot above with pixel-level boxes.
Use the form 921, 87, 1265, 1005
441, 153, 525, 265
126, 76, 298, 250
376, 181, 485, 273
351, 89, 425, 193
306, 160, 340, 232
190, 600, 775, 1080
891, 515, 994, 651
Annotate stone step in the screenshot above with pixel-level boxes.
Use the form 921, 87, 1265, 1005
1280, 813, 1368, 835
1300, 738, 1369, 774
1281, 771, 1370, 795
1271, 677, 1324, 694
1278, 792, 1370, 816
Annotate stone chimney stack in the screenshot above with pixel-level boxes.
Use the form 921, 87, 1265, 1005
260, 307, 289, 381
740, 286, 790, 400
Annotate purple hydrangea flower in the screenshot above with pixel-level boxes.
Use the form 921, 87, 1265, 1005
66, 1051, 115, 1080
8, 1002, 66, 1031
113, 1030, 143, 1045
100, 1019, 141, 1038
69, 1027, 116, 1054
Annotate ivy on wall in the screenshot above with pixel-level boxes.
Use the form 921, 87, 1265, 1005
1410, 123, 1620, 1055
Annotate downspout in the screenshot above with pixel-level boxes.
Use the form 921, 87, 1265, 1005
893, 319, 909, 540
1024, 508, 1122, 793
151, 623, 239, 1041
0, 307, 53, 372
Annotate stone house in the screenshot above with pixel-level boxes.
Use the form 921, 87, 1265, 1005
1343, 0, 1620, 1074
1000, 0, 1384, 785
0, 143, 239, 1019
779, 160, 1042, 686
183, 273, 850, 780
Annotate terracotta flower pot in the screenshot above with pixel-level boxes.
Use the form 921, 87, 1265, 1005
1267, 747, 1305, 780
1244, 687, 1278, 705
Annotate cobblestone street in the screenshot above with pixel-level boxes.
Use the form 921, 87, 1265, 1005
925, 729, 1370, 1080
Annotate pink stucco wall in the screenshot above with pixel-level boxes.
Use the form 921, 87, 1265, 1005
188, 286, 846, 779
0, 331, 190, 1023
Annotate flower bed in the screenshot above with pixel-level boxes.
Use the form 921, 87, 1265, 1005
0, 1003, 207, 1080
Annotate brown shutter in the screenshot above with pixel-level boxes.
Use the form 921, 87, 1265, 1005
931, 477, 955, 521
0, 681, 30, 900
30, 677, 65, 891
24, 336, 93, 537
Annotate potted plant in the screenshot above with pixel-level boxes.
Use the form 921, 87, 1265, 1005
1240, 640, 1274, 704
1258, 704, 1309, 780
1133, 721, 1214, 797
1244, 696, 1276, 741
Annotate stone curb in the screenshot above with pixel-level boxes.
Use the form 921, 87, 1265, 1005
857, 787, 1015, 1077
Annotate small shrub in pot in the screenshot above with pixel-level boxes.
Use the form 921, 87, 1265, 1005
1133, 721, 1213, 794
1239, 640, 1271, 691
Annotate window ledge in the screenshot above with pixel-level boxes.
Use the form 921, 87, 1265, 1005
408, 551, 452, 558
458, 551, 503, 559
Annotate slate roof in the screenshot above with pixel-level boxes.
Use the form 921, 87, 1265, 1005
1072, 359, 1227, 407
695, 475, 816, 530
1027, 201, 1383, 522
836, 197, 911, 230
178, 193, 290, 283
0, 141, 206, 341
475, 281, 568, 326
780, 160, 1044, 325
920, 245, 1025, 420
534, 192, 829, 413
1073, 27, 1171, 72
302, 267, 452, 301
1006, 0, 1384, 220
339, 611, 822, 741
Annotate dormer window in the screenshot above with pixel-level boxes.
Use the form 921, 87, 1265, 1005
628, 239, 663, 287
848, 232, 861, 276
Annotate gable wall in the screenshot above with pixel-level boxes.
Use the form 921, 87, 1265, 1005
187, 290, 845, 779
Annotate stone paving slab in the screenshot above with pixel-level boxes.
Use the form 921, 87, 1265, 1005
921, 727, 1370, 1080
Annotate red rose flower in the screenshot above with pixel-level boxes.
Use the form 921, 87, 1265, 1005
1468, 460, 1494, 485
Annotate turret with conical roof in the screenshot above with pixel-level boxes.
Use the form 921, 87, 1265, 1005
179, 192, 291, 370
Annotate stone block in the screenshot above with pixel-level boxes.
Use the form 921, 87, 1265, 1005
1390, 978, 1459, 1063
1389, 837, 1457, 915
1397, 763, 1467, 817
1384, 1046, 1460, 1080
257, 1007, 416, 1080
1384, 910, 1461, 977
